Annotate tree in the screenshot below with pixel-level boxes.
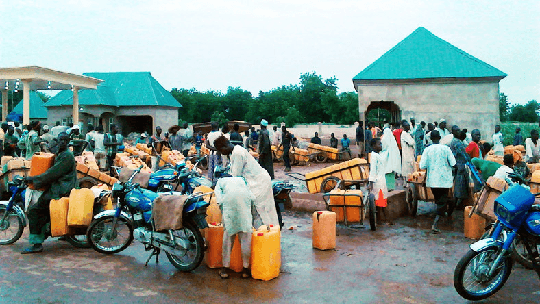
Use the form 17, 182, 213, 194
211, 111, 228, 127
508, 100, 539, 122
37, 91, 50, 102
499, 93, 509, 121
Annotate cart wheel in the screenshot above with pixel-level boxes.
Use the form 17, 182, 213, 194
315, 153, 328, 163
368, 194, 377, 231
320, 176, 341, 193
407, 184, 418, 217
290, 152, 299, 166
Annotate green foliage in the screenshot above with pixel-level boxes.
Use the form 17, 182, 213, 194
501, 122, 539, 146
36, 91, 50, 102
284, 106, 302, 127
499, 92, 509, 121
210, 111, 228, 127
508, 100, 539, 123
366, 108, 391, 123
171, 71, 357, 125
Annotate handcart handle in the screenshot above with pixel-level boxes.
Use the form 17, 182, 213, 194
285, 172, 306, 181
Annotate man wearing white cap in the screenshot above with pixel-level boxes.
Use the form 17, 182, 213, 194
258, 119, 274, 179
436, 119, 450, 138
70, 125, 84, 140
40, 125, 54, 144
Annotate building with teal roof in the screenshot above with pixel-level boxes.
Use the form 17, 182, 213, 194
46, 72, 181, 135
9, 91, 48, 123
352, 27, 506, 138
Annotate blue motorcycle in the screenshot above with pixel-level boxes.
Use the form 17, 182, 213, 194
0, 175, 93, 248
86, 165, 210, 272
454, 178, 540, 301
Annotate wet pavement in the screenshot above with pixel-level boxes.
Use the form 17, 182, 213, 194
1, 203, 539, 304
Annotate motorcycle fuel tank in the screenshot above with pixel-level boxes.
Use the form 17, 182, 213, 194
525, 211, 540, 237
125, 188, 159, 222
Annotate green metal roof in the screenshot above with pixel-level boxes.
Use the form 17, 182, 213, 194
353, 27, 507, 81
11, 91, 48, 119
46, 72, 181, 108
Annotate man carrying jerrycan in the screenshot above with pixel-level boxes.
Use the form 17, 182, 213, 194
22, 132, 77, 254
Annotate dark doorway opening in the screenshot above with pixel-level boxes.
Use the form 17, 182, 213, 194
117, 115, 153, 136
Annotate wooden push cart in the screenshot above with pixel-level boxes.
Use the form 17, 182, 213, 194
286, 158, 376, 229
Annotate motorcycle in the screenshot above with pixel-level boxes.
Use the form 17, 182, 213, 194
86, 165, 210, 272
0, 175, 91, 248
454, 177, 540, 301
272, 181, 294, 229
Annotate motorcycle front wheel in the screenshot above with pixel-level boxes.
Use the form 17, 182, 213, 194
87, 216, 134, 254
165, 222, 205, 272
0, 205, 24, 245
454, 248, 513, 301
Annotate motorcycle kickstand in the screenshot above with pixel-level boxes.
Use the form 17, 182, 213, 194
144, 246, 161, 266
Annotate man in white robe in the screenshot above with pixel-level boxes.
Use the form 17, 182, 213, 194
400, 121, 416, 180
380, 126, 401, 190
213, 135, 279, 227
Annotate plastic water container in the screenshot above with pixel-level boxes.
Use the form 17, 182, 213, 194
50, 197, 70, 237
251, 226, 281, 281
206, 194, 222, 224
29, 153, 55, 190
205, 223, 224, 268
312, 211, 336, 250
229, 235, 244, 273
67, 188, 95, 227
464, 206, 487, 240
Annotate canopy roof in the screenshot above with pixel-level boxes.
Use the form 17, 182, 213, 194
46, 72, 180, 108
11, 91, 48, 119
353, 27, 507, 81
0, 66, 102, 90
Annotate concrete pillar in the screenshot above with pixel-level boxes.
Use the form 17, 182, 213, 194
73, 86, 79, 126
1, 90, 7, 121
22, 80, 30, 125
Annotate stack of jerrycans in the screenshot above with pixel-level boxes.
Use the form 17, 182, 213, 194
200, 185, 244, 272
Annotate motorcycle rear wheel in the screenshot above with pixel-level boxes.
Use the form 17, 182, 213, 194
87, 216, 134, 254
0, 206, 24, 245
454, 248, 512, 301
165, 222, 205, 272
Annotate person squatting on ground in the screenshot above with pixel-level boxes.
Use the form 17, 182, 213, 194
22, 133, 77, 253
368, 138, 392, 225
215, 176, 255, 279
419, 130, 456, 234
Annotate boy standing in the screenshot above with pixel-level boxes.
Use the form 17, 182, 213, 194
419, 130, 456, 233
368, 138, 390, 224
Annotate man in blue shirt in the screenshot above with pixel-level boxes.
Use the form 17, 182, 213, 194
341, 134, 351, 159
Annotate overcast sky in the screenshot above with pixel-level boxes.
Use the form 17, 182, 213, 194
1, 0, 538, 105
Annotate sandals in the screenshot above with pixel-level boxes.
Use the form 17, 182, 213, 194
21, 244, 43, 254
219, 267, 229, 279
242, 267, 251, 279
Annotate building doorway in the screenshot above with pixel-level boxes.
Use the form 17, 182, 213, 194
365, 101, 401, 127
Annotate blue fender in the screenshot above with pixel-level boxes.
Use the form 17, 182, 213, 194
470, 238, 503, 252
93, 209, 132, 224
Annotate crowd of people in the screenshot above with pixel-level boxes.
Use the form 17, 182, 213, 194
360, 117, 540, 233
